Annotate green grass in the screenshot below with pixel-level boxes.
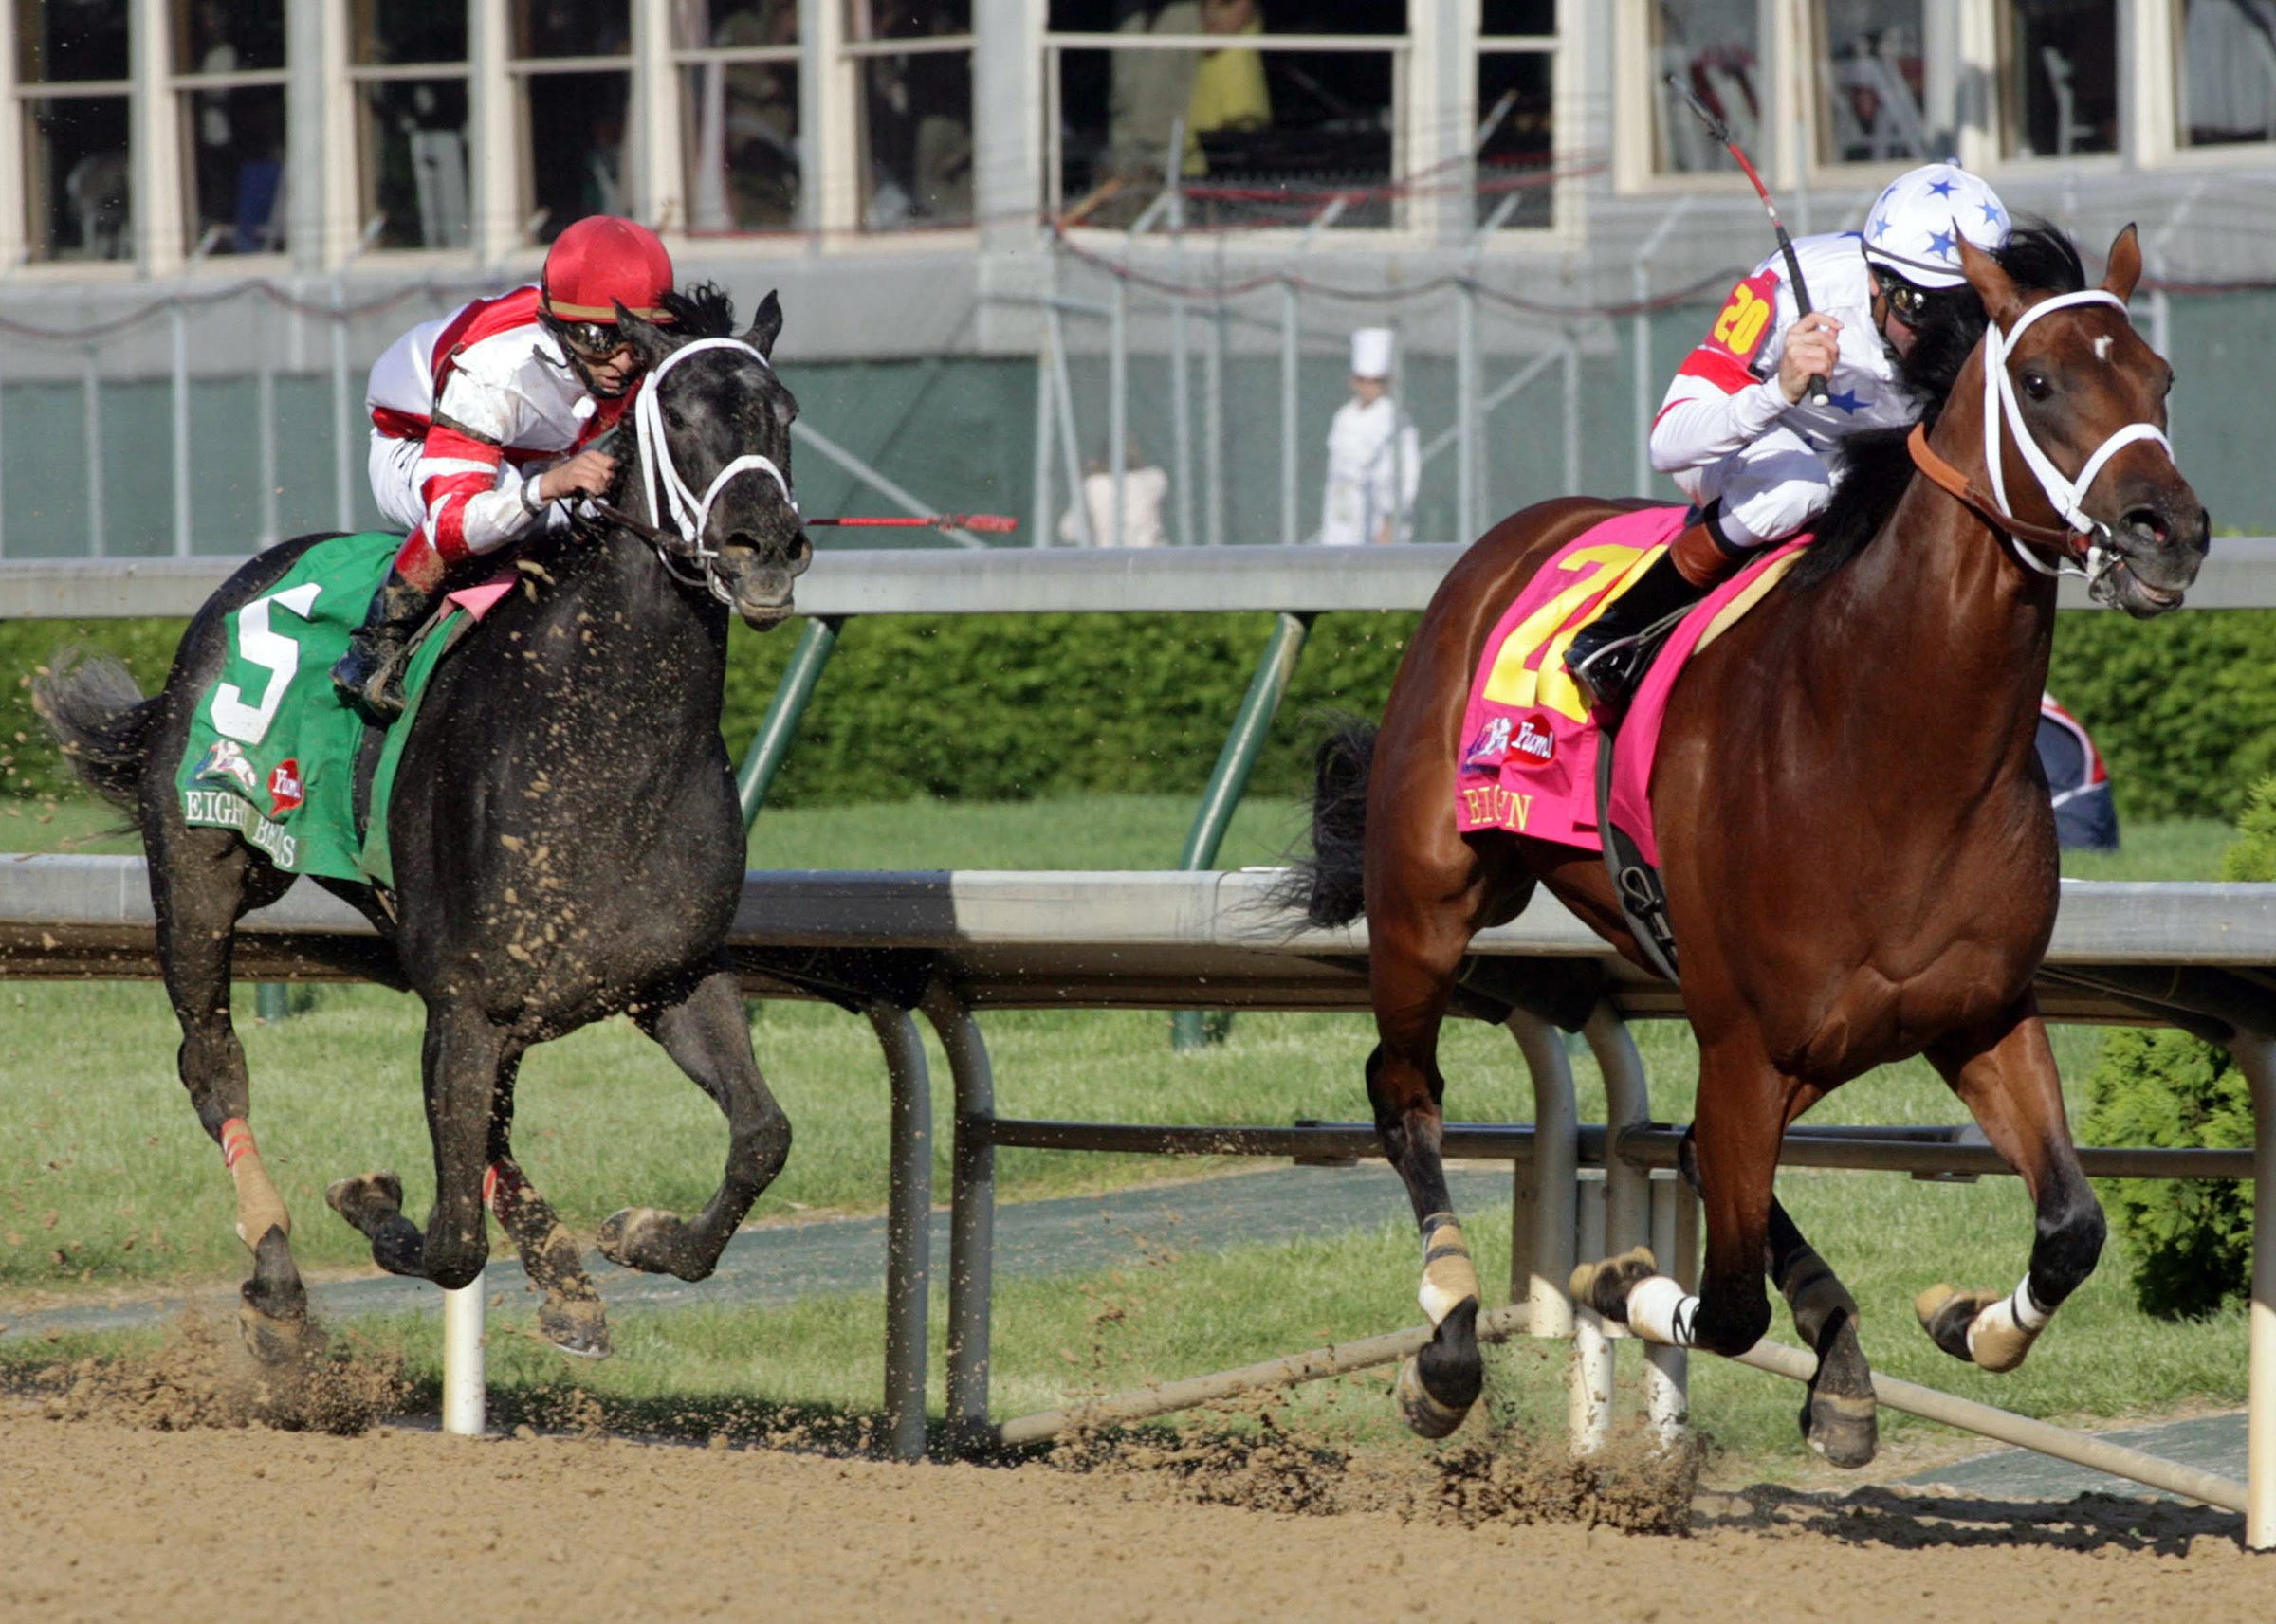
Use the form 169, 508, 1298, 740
0, 802, 2251, 1469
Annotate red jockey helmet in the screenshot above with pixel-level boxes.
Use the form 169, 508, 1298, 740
539, 216, 675, 325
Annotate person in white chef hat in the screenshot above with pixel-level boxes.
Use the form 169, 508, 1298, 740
1317, 325, 1420, 547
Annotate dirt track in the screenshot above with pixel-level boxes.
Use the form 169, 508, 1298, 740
2, 1400, 2262, 1624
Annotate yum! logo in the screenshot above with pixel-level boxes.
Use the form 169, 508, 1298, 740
266, 758, 304, 819
1511, 716, 1555, 765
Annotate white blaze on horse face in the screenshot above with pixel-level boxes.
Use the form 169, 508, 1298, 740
2093, 334, 2114, 363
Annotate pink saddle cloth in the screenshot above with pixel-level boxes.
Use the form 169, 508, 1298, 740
1454, 507, 1810, 867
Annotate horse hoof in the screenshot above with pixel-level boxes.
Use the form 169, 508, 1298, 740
1916, 1284, 1996, 1365
597, 1207, 694, 1277
236, 1296, 323, 1367
325, 1171, 405, 1232
539, 1298, 613, 1361
1395, 1355, 1469, 1440
1569, 1246, 1657, 1322
1801, 1390, 1879, 1468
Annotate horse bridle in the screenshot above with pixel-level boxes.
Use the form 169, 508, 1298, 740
587, 336, 798, 605
1907, 288, 2173, 607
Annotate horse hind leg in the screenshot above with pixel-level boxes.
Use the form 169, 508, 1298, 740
1365, 926, 1487, 1439
152, 829, 318, 1363
1918, 1005, 2104, 1374
482, 1059, 609, 1358
597, 969, 791, 1282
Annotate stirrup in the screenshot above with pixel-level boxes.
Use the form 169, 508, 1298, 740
333, 637, 411, 723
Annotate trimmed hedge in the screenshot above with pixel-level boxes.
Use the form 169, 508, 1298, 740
2079, 776, 2276, 1318
7, 597, 2274, 821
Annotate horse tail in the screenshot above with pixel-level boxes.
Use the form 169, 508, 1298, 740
33, 648, 159, 816
1275, 714, 1377, 928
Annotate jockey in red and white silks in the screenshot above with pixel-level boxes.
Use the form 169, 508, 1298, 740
1566, 161, 2011, 712
332, 215, 678, 721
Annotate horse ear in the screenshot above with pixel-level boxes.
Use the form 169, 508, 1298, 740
1958, 230, 2024, 328
2102, 223, 2143, 304
742, 291, 783, 361
613, 301, 678, 370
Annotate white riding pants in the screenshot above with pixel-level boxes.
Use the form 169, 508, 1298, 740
1674, 426, 1836, 550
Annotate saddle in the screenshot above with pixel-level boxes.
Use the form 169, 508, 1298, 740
1454, 507, 1811, 978
174, 533, 511, 889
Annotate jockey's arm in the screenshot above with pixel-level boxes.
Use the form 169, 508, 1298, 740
1646, 268, 1839, 477
414, 371, 548, 566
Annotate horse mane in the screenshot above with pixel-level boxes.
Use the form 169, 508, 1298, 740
1782, 218, 2087, 592
659, 282, 738, 339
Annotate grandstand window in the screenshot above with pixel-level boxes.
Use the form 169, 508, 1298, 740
1477, 1, 1556, 230
846, 0, 973, 230
2000, 0, 2119, 156
13, 0, 134, 263
1811, 2, 1931, 166
678, 0, 802, 233
2176, 0, 2276, 147
509, 0, 634, 243
349, 1, 473, 251
1649, 0, 1761, 174
173, 1, 290, 256
1044, 2, 1410, 233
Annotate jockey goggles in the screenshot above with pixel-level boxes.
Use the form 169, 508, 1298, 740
540, 310, 637, 361
1870, 265, 1936, 324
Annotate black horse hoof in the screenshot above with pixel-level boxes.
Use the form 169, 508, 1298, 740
1800, 1389, 1879, 1468
1395, 1296, 1482, 1439
325, 1171, 405, 1232
1569, 1246, 1657, 1323
539, 1297, 613, 1360
597, 1206, 703, 1279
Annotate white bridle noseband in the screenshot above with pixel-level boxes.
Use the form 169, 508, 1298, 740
632, 336, 798, 603
1980, 288, 2173, 594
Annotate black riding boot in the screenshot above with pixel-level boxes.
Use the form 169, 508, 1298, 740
331, 567, 447, 722
1564, 520, 1734, 717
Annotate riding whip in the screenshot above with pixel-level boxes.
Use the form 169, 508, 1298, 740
804, 515, 1020, 533
1663, 74, 1832, 408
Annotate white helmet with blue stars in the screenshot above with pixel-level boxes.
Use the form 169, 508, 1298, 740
1862, 161, 2010, 290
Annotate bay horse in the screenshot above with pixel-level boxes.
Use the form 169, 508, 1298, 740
38, 285, 811, 1362
1288, 224, 2206, 1464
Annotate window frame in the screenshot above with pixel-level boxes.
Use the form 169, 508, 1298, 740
1474, 11, 1569, 240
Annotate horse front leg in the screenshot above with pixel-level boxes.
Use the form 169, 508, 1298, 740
1917, 999, 2104, 1373
1575, 1043, 1779, 1360
597, 968, 791, 1282
1365, 903, 1486, 1440
327, 1000, 506, 1291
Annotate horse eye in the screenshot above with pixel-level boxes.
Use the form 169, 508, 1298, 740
2021, 371, 2052, 402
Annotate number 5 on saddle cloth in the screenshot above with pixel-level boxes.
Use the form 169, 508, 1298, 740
175, 531, 511, 889
1453, 505, 1815, 980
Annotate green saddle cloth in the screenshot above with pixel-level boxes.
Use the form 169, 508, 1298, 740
174, 532, 466, 888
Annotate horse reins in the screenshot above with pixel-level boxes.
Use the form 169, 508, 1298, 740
1908, 287, 2174, 605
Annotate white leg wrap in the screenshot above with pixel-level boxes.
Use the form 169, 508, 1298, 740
1624, 1274, 1699, 1347
1417, 1213, 1480, 1327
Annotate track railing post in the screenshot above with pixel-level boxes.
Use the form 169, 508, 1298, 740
868, 1001, 933, 1461
441, 1268, 486, 1437
737, 614, 845, 830
1171, 611, 1314, 1049
2228, 1032, 2276, 1550
923, 982, 998, 1456
1506, 1011, 1576, 1336
1570, 1171, 1612, 1453
1585, 1004, 1686, 1444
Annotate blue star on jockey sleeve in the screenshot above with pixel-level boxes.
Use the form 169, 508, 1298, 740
1824, 388, 1870, 414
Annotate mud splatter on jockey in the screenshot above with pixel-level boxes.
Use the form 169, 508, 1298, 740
1566, 161, 2012, 711
333, 215, 678, 720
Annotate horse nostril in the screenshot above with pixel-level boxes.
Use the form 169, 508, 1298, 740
787, 532, 813, 574
2120, 506, 2169, 548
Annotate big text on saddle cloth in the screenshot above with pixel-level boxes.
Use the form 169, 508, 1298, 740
1453, 507, 1810, 866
